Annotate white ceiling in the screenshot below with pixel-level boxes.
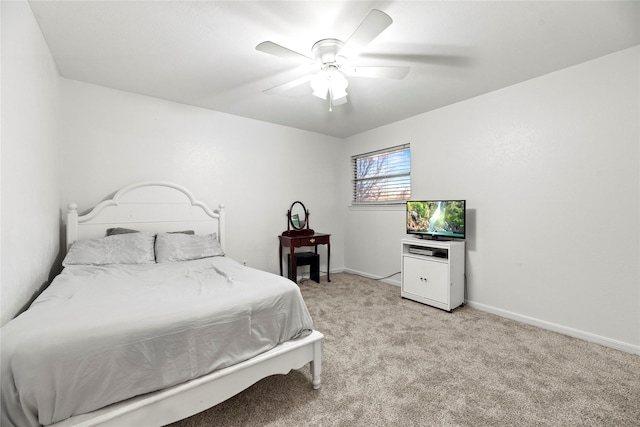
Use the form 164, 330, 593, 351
28, 1, 640, 138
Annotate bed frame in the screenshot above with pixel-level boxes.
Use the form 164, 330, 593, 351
54, 181, 323, 427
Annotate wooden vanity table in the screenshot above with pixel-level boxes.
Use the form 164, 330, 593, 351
279, 232, 331, 282
279, 201, 331, 283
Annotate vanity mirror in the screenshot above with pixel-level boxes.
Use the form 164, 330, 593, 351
283, 201, 313, 237
289, 201, 307, 230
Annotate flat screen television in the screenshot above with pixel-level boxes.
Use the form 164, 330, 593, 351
406, 200, 466, 240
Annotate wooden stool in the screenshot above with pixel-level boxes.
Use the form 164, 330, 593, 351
287, 252, 320, 283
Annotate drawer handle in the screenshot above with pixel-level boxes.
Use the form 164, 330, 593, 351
309, 238, 316, 243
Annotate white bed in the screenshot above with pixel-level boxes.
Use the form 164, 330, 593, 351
1, 181, 323, 427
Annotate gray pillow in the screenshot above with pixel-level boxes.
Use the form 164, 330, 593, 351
63, 232, 156, 266
155, 233, 224, 263
168, 230, 195, 235
105, 228, 194, 236
105, 227, 139, 236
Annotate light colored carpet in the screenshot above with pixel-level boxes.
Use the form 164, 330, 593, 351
170, 273, 640, 426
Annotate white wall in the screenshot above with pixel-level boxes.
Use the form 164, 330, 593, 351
60, 79, 344, 276
1, 1, 62, 326
344, 46, 640, 353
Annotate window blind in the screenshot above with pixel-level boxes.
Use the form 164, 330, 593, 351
352, 144, 411, 204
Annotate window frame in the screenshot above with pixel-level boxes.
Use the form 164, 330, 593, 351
351, 144, 411, 206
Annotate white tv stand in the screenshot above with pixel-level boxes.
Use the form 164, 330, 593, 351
401, 238, 465, 312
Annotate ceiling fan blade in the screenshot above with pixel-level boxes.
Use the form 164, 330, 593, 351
263, 75, 312, 95
256, 41, 315, 64
342, 66, 409, 80
338, 9, 393, 58
358, 53, 472, 67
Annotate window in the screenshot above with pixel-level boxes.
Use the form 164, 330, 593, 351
352, 144, 411, 204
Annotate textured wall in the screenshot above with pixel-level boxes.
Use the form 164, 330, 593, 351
344, 47, 640, 352
1, 1, 62, 325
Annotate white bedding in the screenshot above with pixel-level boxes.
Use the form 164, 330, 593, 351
1, 257, 313, 427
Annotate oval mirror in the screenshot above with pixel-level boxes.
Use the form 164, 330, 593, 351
289, 201, 307, 230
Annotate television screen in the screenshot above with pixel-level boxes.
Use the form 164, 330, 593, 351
406, 200, 466, 239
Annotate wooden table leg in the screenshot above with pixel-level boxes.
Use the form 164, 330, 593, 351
327, 242, 331, 282
289, 246, 296, 282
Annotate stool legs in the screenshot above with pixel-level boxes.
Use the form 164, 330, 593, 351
287, 252, 320, 283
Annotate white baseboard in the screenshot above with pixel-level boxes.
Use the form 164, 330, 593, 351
466, 300, 640, 356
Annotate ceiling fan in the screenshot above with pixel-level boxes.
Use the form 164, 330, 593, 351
256, 9, 409, 110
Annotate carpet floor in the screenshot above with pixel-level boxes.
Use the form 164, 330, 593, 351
170, 273, 640, 426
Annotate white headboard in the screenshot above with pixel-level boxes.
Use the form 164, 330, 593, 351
66, 181, 225, 251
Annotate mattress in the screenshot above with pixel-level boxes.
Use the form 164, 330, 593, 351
1, 257, 313, 426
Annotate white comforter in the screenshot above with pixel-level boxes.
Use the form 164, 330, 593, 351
1, 257, 313, 426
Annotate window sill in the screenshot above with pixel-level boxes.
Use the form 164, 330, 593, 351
348, 203, 405, 212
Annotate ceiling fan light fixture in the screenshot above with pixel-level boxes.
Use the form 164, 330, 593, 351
328, 69, 348, 108
330, 68, 348, 90
330, 83, 348, 106
310, 70, 329, 99
310, 66, 348, 105
331, 93, 348, 107
312, 87, 329, 99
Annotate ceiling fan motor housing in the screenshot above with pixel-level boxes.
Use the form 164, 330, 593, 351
312, 38, 345, 65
